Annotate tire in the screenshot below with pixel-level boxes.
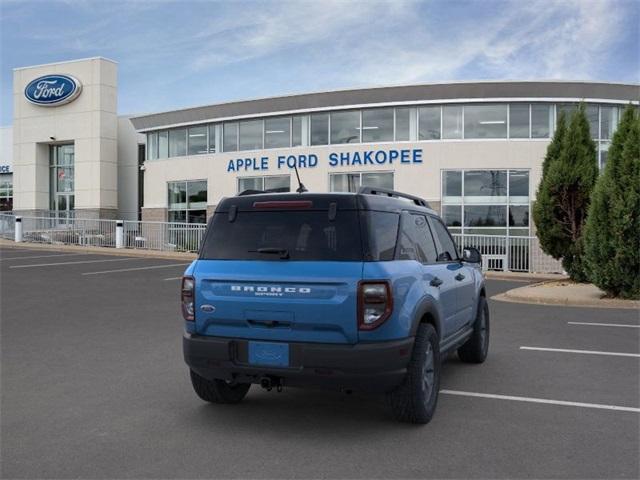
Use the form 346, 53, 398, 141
189, 370, 251, 404
458, 295, 490, 364
387, 323, 441, 424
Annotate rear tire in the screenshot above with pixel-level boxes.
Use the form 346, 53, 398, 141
387, 323, 440, 424
458, 296, 490, 363
189, 370, 251, 404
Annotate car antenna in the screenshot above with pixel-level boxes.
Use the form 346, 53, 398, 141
292, 162, 308, 193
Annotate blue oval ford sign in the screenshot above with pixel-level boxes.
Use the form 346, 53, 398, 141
24, 74, 82, 106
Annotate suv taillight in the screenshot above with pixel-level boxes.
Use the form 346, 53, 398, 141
358, 281, 393, 330
181, 276, 195, 321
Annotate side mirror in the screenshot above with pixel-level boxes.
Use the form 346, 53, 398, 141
462, 247, 482, 264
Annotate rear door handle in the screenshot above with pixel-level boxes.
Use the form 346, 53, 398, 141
455, 273, 465, 281
430, 277, 443, 287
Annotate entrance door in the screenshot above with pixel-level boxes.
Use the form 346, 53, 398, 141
50, 144, 75, 223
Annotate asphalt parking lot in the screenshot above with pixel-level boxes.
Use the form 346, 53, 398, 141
1, 245, 638, 479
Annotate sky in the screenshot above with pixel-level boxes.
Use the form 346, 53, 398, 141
1, 0, 638, 126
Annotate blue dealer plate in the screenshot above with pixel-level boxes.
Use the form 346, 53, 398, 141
248, 341, 289, 367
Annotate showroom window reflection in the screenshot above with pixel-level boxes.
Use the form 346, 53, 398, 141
330, 171, 394, 193
441, 169, 530, 237
238, 175, 290, 193
168, 180, 207, 223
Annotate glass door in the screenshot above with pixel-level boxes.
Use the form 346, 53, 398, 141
50, 144, 75, 223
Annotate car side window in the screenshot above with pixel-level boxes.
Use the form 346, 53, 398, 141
428, 216, 459, 262
397, 212, 438, 263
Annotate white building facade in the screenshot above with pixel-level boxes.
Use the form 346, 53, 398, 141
130, 81, 638, 241
4, 56, 638, 241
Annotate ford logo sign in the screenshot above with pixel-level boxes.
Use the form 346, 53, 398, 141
24, 74, 82, 106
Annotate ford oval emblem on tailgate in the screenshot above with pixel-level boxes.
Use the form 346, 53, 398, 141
200, 304, 215, 313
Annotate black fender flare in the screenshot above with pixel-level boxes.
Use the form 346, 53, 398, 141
409, 298, 443, 338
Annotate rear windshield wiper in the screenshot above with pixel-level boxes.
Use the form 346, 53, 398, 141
249, 247, 290, 259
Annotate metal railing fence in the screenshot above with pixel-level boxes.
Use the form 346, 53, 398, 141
122, 220, 206, 252
453, 233, 564, 274
3, 214, 565, 272
20, 216, 118, 248
0, 213, 15, 240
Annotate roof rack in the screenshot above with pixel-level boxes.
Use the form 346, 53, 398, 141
238, 187, 290, 196
358, 186, 431, 208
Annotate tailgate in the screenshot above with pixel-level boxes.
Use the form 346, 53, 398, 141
194, 260, 363, 344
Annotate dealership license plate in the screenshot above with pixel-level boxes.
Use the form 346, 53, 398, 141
248, 341, 290, 367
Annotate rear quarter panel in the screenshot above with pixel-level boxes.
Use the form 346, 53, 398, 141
360, 260, 442, 342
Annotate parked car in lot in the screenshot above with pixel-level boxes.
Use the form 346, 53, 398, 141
182, 187, 489, 423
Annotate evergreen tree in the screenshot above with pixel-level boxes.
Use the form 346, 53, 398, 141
584, 106, 640, 298
532, 112, 567, 260
533, 104, 598, 281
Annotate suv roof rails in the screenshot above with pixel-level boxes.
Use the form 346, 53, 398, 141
238, 187, 291, 196
358, 186, 431, 208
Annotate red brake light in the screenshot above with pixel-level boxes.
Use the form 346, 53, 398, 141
181, 276, 195, 321
358, 281, 393, 330
253, 200, 313, 209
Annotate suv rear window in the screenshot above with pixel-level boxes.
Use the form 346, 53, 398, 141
200, 210, 363, 261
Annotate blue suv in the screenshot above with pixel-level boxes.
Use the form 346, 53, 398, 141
182, 187, 489, 423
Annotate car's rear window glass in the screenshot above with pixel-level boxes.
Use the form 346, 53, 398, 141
200, 211, 363, 261
363, 211, 399, 261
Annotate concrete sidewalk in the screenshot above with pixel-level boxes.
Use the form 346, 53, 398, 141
0, 238, 197, 261
493, 279, 640, 310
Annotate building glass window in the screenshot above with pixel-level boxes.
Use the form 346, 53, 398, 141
329, 171, 393, 192
600, 106, 619, 140
464, 104, 507, 139
531, 104, 552, 138
49, 144, 75, 219
419, 106, 441, 140
0, 173, 13, 211
238, 175, 290, 193
168, 180, 207, 224
442, 205, 462, 227
442, 170, 462, 203
441, 169, 530, 236
362, 108, 394, 143
586, 104, 599, 139
599, 142, 610, 170
508, 205, 529, 227
442, 105, 463, 139
147, 132, 158, 160
239, 120, 263, 150
395, 107, 411, 141
330, 110, 360, 144
187, 126, 208, 155
463, 170, 507, 203
264, 117, 291, 149
509, 170, 529, 202
509, 104, 529, 138
208, 124, 217, 153
310, 113, 329, 145
292, 116, 303, 147
158, 131, 168, 159
223, 122, 239, 152
464, 205, 507, 227
169, 128, 187, 157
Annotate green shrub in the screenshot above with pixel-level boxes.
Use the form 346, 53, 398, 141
584, 106, 640, 299
533, 105, 598, 281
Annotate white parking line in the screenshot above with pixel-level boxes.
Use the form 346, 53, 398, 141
568, 321, 640, 329
520, 346, 640, 358
164, 277, 182, 281
10, 258, 135, 269
440, 390, 640, 413
82, 263, 190, 276
1, 253, 87, 261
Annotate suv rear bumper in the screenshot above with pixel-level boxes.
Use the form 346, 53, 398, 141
183, 333, 414, 393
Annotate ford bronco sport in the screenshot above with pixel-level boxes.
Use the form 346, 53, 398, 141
182, 187, 489, 424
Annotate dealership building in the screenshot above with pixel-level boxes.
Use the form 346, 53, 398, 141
4, 57, 638, 241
